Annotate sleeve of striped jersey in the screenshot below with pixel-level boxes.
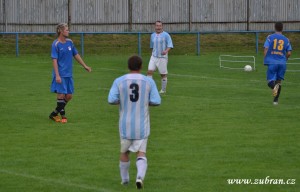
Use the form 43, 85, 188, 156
167, 34, 174, 48
149, 79, 161, 106
108, 80, 120, 104
150, 33, 154, 48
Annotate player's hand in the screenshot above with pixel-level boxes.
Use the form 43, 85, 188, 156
85, 66, 92, 72
56, 76, 62, 84
162, 50, 168, 55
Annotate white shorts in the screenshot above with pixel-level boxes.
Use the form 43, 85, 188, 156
148, 56, 168, 74
120, 138, 148, 153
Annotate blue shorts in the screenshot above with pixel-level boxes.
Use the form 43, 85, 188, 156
50, 77, 74, 94
266, 64, 286, 81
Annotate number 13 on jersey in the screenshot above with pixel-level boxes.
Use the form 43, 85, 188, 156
273, 39, 284, 51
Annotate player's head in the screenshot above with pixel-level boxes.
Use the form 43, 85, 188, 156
128, 55, 142, 72
56, 23, 69, 37
155, 20, 163, 33
275, 22, 283, 32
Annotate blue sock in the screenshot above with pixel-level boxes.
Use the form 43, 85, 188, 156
267, 81, 275, 89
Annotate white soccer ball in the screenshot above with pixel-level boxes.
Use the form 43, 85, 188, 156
244, 65, 252, 72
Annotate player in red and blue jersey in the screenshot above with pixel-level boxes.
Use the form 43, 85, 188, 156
49, 23, 91, 123
264, 22, 292, 105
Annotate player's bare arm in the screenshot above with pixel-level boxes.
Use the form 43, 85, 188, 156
52, 59, 61, 83
286, 51, 291, 59
74, 54, 92, 72
162, 47, 171, 55
263, 47, 268, 57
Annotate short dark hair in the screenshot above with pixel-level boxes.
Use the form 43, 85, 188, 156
155, 20, 162, 25
128, 55, 142, 71
275, 22, 283, 32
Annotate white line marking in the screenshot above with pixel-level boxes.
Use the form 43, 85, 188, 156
96, 67, 299, 85
0, 169, 112, 192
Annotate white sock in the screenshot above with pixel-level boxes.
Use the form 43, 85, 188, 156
161, 77, 167, 91
147, 75, 153, 79
120, 161, 130, 183
136, 157, 147, 180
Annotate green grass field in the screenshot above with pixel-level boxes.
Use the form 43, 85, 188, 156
0, 53, 299, 192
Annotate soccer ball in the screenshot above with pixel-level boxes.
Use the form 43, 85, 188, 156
244, 65, 252, 72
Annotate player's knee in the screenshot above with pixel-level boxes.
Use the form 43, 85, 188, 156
137, 151, 146, 158
147, 71, 153, 76
267, 81, 275, 89
65, 94, 72, 101
161, 76, 167, 81
120, 151, 130, 162
57, 93, 65, 100
147, 72, 154, 78
275, 80, 282, 85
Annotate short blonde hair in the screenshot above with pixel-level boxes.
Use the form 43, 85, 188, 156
56, 23, 68, 36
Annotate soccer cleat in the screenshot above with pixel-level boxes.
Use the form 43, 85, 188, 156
273, 84, 280, 97
121, 181, 129, 186
159, 90, 166, 94
61, 117, 68, 123
136, 178, 143, 190
49, 115, 61, 122
273, 97, 279, 105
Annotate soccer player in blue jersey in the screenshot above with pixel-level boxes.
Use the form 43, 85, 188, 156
147, 21, 173, 94
264, 22, 292, 105
49, 23, 91, 123
108, 55, 161, 189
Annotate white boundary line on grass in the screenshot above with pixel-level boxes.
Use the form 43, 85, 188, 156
287, 58, 300, 72
97, 67, 299, 85
98, 67, 236, 81
0, 169, 112, 192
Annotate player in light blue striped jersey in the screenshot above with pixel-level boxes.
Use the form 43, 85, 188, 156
108, 55, 161, 189
147, 21, 173, 94
264, 22, 292, 105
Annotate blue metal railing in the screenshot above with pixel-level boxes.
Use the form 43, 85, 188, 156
1, 31, 299, 57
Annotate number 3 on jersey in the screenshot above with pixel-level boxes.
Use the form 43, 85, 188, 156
273, 39, 284, 51
130, 83, 139, 102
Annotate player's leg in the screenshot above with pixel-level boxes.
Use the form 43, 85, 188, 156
136, 151, 147, 189
267, 64, 276, 88
147, 56, 157, 79
160, 74, 167, 93
50, 77, 68, 121
120, 151, 130, 185
60, 94, 72, 123
135, 139, 148, 189
147, 70, 154, 78
158, 58, 168, 93
267, 80, 275, 89
273, 64, 286, 104
60, 77, 74, 123
49, 93, 66, 122
273, 80, 281, 104
120, 139, 131, 185
266, 64, 279, 97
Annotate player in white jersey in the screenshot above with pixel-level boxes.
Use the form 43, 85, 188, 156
108, 55, 161, 189
147, 21, 173, 94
